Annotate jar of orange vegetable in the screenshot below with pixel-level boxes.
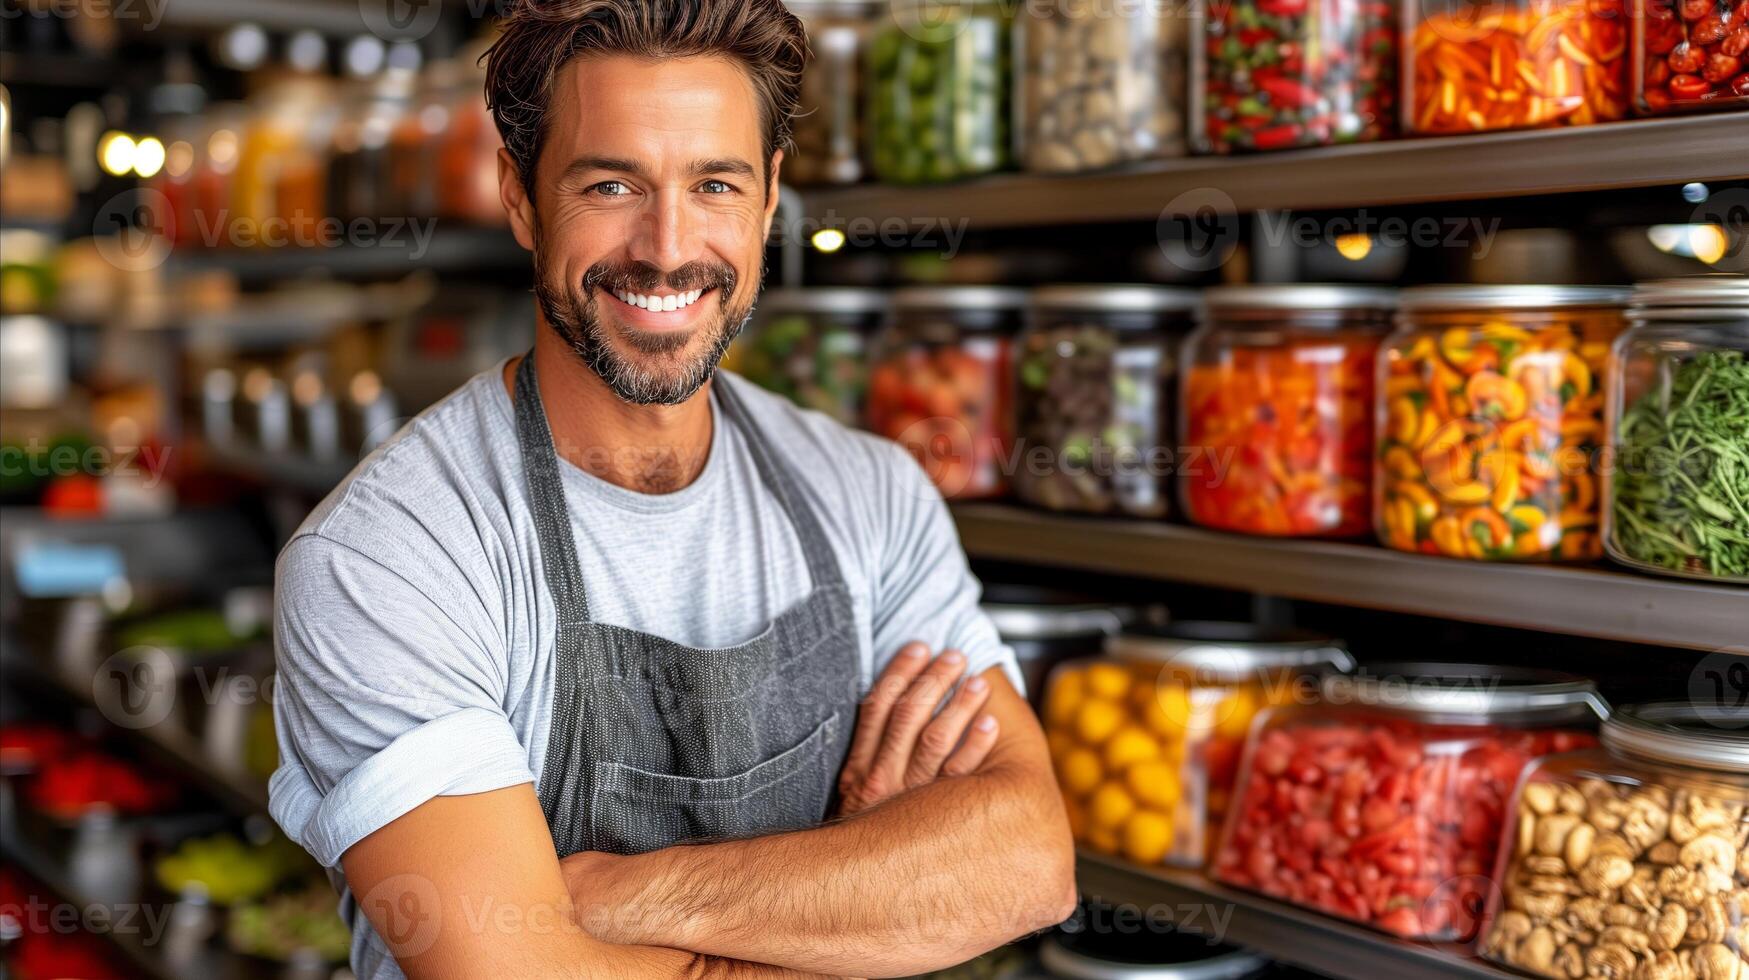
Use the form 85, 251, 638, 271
868, 287, 1023, 500
1180, 285, 1395, 538
1043, 623, 1352, 869
1404, 0, 1630, 133
1377, 285, 1629, 561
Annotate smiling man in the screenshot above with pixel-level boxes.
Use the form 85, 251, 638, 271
267, 1, 1075, 978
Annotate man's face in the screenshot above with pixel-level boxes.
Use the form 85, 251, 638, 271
503, 54, 780, 405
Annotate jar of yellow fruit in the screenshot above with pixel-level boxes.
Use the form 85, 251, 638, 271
1043, 622, 1351, 868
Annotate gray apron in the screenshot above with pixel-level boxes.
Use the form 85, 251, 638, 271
512, 354, 861, 857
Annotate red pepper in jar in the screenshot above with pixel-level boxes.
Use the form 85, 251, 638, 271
1636, 0, 1749, 108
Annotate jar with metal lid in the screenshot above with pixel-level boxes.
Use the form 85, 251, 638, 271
980, 584, 1142, 711
1043, 622, 1353, 869
1404, 0, 1629, 134
1015, 0, 1187, 173
1180, 286, 1394, 537
787, 0, 875, 185
1605, 276, 1749, 583
1377, 285, 1629, 561
1015, 286, 1197, 518
868, 286, 1023, 499
864, 0, 1010, 183
1212, 664, 1605, 940
737, 287, 886, 426
1633, 0, 1749, 114
1479, 701, 1749, 980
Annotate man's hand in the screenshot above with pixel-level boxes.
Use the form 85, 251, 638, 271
835, 643, 1000, 817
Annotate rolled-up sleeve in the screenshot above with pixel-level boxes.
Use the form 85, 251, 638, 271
270, 534, 534, 867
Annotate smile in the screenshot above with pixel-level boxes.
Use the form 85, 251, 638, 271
612, 288, 708, 312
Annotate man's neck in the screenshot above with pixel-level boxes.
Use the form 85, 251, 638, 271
504, 326, 714, 495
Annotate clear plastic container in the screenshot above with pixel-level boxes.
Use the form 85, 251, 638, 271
1016, 0, 1186, 173
1405, 0, 1630, 134
1479, 702, 1749, 980
1014, 286, 1197, 517
736, 287, 886, 426
1191, 0, 1398, 152
1605, 276, 1749, 583
788, 1, 875, 185
1634, 0, 1749, 113
981, 584, 1137, 712
1212, 665, 1605, 941
1043, 623, 1353, 869
864, 0, 1010, 183
868, 286, 1023, 499
1377, 285, 1629, 561
1180, 286, 1394, 537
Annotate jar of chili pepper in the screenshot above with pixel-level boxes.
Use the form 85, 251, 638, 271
1042, 622, 1352, 868
1404, 0, 1630, 133
1190, 0, 1399, 152
868, 286, 1023, 500
1604, 276, 1749, 583
788, 0, 876, 185
864, 0, 1010, 183
1211, 664, 1605, 941
1014, 286, 1197, 517
1634, 0, 1749, 112
737, 287, 887, 427
1180, 285, 1395, 538
1378, 285, 1628, 562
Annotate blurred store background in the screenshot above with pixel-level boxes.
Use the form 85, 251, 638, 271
1, 0, 1746, 978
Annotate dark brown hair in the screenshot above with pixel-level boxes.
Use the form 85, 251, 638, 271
484, 0, 810, 188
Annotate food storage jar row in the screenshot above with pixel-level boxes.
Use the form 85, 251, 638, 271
782, 0, 1746, 183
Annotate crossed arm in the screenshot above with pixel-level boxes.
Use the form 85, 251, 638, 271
340, 650, 1076, 979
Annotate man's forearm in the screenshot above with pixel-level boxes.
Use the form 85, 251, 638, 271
571, 759, 1075, 978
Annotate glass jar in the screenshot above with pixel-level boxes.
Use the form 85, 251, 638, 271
1180, 286, 1394, 537
389, 59, 459, 219
737, 287, 886, 426
1404, 0, 1629, 134
1377, 285, 1629, 561
1634, 0, 1749, 113
1014, 286, 1195, 517
980, 584, 1137, 711
1479, 702, 1749, 980
1016, 0, 1186, 173
1043, 623, 1353, 869
329, 68, 415, 223
1212, 665, 1606, 941
1604, 276, 1749, 583
187, 104, 246, 249
439, 36, 507, 226
868, 286, 1022, 499
1190, 0, 1398, 152
788, 1, 875, 185
864, 0, 1010, 183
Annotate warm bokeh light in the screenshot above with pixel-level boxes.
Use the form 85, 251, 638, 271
811, 228, 846, 253
1334, 233, 1372, 261
132, 137, 166, 178
165, 139, 195, 178
98, 131, 136, 177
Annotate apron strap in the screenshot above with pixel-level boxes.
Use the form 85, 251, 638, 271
514, 353, 592, 625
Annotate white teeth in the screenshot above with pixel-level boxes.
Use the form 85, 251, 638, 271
635, 294, 650, 309
664, 294, 680, 311
616, 288, 709, 312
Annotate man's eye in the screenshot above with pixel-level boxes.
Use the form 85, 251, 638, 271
699, 180, 732, 194
590, 181, 630, 197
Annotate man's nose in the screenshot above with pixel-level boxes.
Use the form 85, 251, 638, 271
626, 188, 705, 274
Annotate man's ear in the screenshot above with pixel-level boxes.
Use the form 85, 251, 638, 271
761, 148, 785, 241
498, 148, 537, 251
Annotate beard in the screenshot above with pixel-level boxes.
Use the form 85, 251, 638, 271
533, 248, 750, 406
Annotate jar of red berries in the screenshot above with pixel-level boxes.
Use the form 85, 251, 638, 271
1635, 0, 1749, 113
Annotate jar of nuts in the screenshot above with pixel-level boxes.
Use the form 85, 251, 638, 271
1015, 0, 1188, 173
1480, 701, 1749, 980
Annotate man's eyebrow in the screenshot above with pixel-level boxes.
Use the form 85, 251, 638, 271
559, 156, 649, 184
688, 158, 758, 180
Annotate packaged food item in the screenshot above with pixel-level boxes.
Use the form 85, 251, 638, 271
1605, 276, 1749, 582
1405, 0, 1628, 134
980, 584, 1137, 710
1213, 665, 1604, 940
1016, 0, 1186, 172
388, 59, 459, 219
438, 35, 507, 226
788, 1, 875, 185
27, 750, 173, 819
329, 67, 416, 223
1634, 0, 1749, 113
737, 287, 886, 426
868, 286, 1023, 499
1043, 623, 1352, 868
1015, 286, 1196, 517
1377, 285, 1629, 561
1191, 0, 1398, 152
1181, 285, 1394, 537
233, 73, 333, 242
1479, 702, 1749, 980
155, 832, 307, 905
865, 0, 1009, 183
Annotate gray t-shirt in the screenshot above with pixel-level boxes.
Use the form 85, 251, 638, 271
268, 362, 1018, 979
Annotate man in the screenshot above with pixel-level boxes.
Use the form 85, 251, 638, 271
268, 1, 1075, 977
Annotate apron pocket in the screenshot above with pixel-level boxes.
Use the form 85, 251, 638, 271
589, 712, 842, 853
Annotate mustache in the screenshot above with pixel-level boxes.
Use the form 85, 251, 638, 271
582, 259, 736, 297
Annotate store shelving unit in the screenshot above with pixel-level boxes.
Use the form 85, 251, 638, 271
951, 504, 1748, 654
801, 114, 1748, 227
167, 226, 525, 284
